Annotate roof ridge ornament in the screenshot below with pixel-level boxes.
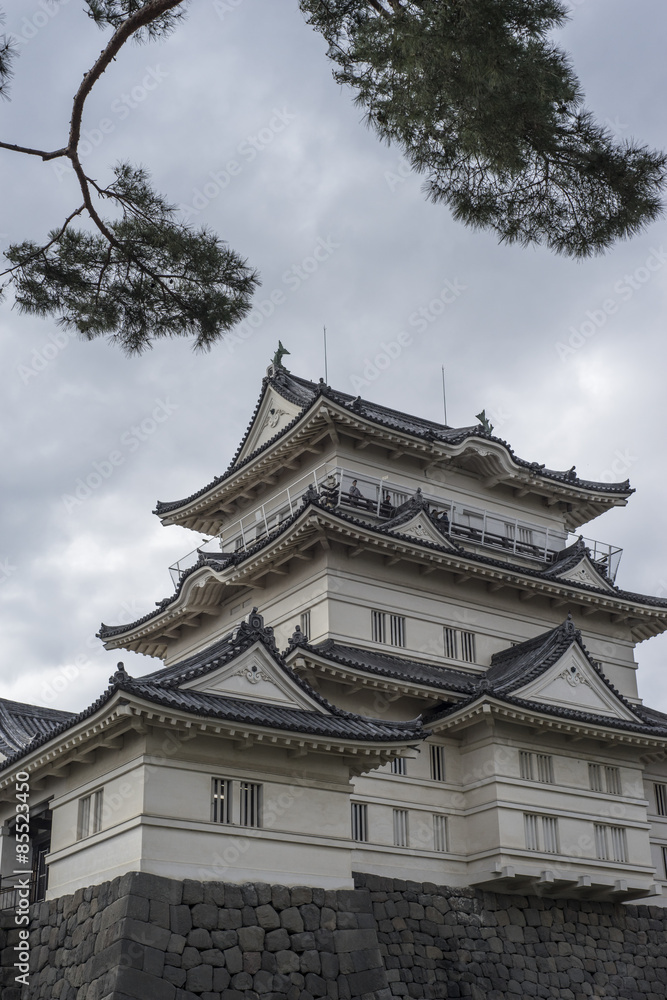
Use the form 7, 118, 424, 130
288, 624, 309, 649
235, 607, 279, 653
475, 409, 494, 434
109, 662, 130, 685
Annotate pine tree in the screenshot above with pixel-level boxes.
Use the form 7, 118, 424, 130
0, 0, 665, 353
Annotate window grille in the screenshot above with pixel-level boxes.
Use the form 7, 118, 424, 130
595, 824, 628, 863
351, 802, 368, 842
605, 766, 622, 796
433, 814, 448, 853
429, 745, 446, 782
524, 813, 559, 853
655, 783, 667, 816
300, 610, 311, 639
391, 757, 407, 776
211, 778, 233, 824
390, 615, 406, 647
460, 630, 476, 662
443, 627, 458, 659
542, 816, 559, 854
520, 752, 553, 783
92, 789, 104, 834
589, 763, 604, 792
524, 814, 540, 852
77, 789, 103, 840
536, 754, 554, 784
594, 823, 608, 860
371, 610, 386, 644
239, 782, 262, 828
393, 809, 409, 848
519, 751, 534, 781
77, 797, 90, 841
234, 536, 245, 551
662, 845, 667, 879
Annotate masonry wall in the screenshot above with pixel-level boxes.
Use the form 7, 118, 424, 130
4, 873, 667, 1000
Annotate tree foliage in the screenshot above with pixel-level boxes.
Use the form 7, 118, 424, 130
0, 0, 665, 352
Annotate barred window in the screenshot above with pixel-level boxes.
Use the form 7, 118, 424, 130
393, 809, 409, 848
589, 763, 604, 792
655, 783, 667, 816
77, 789, 103, 840
443, 627, 458, 659
520, 751, 553, 783
594, 824, 627, 863
524, 813, 559, 854
211, 778, 233, 824
537, 754, 554, 784
433, 814, 448, 853
239, 782, 262, 828
235, 536, 245, 551
352, 802, 368, 843
519, 751, 534, 781
605, 766, 622, 796
300, 610, 311, 639
461, 630, 476, 663
390, 615, 406, 647
662, 845, 667, 879
371, 610, 386, 644
589, 763, 622, 795
429, 744, 446, 782
391, 757, 407, 776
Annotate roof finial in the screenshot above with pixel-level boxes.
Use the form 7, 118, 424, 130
110, 661, 129, 685
475, 409, 494, 434
272, 341, 290, 371
289, 624, 309, 648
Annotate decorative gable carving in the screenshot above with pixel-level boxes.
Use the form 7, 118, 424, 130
390, 511, 453, 547
557, 556, 615, 592
513, 645, 640, 722
180, 641, 326, 711
235, 389, 302, 465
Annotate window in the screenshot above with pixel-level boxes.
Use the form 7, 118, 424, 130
461, 630, 476, 663
371, 611, 405, 647
391, 757, 407, 776
443, 627, 458, 659
589, 763, 622, 795
520, 751, 554, 783
393, 809, 409, 848
239, 782, 262, 828
524, 813, 559, 854
300, 610, 311, 639
371, 610, 386, 644
234, 536, 245, 551
211, 778, 233, 824
77, 789, 103, 840
662, 845, 667, 879
433, 814, 448, 853
595, 824, 627, 863
390, 615, 406, 647
351, 803, 368, 842
655, 783, 667, 816
429, 744, 446, 782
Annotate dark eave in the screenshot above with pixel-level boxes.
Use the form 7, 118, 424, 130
0, 699, 76, 758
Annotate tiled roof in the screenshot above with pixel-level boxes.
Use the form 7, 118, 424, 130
0, 698, 76, 758
154, 370, 632, 516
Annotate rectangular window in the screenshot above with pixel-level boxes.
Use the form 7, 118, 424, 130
519, 751, 534, 781
92, 789, 104, 834
393, 809, 409, 848
433, 814, 448, 853
524, 813, 559, 853
429, 744, 446, 782
77, 789, 103, 840
443, 627, 458, 659
542, 816, 559, 854
520, 751, 553, 783
235, 536, 245, 551
594, 823, 608, 860
239, 781, 262, 828
536, 754, 554, 784
589, 763, 604, 792
77, 796, 90, 841
655, 783, 667, 816
211, 778, 233, 824
300, 610, 311, 639
524, 813, 540, 852
390, 614, 406, 647
460, 630, 476, 663
662, 845, 667, 879
371, 610, 386, 644
391, 757, 407, 776
609, 826, 627, 863
351, 802, 368, 843
605, 766, 622, 796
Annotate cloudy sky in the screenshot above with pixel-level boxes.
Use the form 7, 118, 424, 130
1, 0, 666, 716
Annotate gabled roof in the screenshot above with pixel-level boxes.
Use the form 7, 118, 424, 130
541, 537, 615, 592
0, 699, 76, 758
154, 368, 633, 524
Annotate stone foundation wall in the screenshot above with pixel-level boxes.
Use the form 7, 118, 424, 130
7, 873, 667, 1000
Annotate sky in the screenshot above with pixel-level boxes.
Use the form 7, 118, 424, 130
1, 0, 667, 717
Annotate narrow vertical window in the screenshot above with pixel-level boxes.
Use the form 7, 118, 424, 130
524, 814, 540, 852
239, 781, 262, 828
371, 610, 386, 644
460, 630, 476, 663
390, 615, 406, 647
594, 823, 608, 860
300, 610, 311, 639
393, 809, 409, 848
351, 803, 368, 842
443, 627, 458, 659
609, 826, 627, 863
604, 766, 622, 796
77, 795, 91, 841
589, 763, 603, 792
542, 816, 559, 854
662, 845, 667, 879
519, 751, 534, 781
433, 814, 448, 853
429, 744, 446, 782
655, 783, 667, 816
212, 778, 233, 824
92, 789, 104, 834
536, 754, 554, 784
391, 757, 407, 776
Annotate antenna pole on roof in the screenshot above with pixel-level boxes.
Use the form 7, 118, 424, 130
441, 365, 448, 426
323, 325, 328, 385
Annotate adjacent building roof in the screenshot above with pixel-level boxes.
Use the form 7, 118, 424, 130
0, 699, 76, 759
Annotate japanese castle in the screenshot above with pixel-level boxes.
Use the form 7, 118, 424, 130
2, 359, 667, 907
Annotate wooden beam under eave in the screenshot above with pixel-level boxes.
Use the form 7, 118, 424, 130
581, 606, 598, 617
488, 582, 505, 593
385, 555, 401, 567
454, 573, 469, 585
550, 597, 569, 608
354, 439, 370, 450
519, 590, 535, 602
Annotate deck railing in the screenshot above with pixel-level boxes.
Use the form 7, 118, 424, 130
168, 464, 622, 586
0, 875, 37, 911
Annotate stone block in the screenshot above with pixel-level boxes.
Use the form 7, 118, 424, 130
170, 906, 193, 937
238, 926, 266, 951
114, 966, 176, 1000
192, 904, 218, 930
186, 964, 213, 992
181, 881, 204, 906
201, 948, 227, 967
224, 946, 244, 975
256, 905, 281, 930
213, 967, 232, 991
265, 928, 291, 952
212, 930, 238, 951
188, 928, 213, 950
276, 951, 301, 974
121, 873, 183, 906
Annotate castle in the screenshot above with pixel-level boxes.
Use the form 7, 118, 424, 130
2, 360, 667, 908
